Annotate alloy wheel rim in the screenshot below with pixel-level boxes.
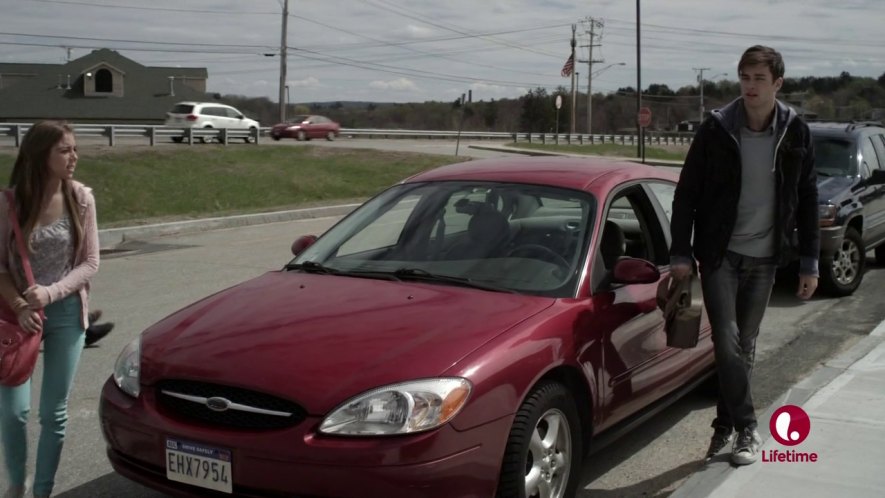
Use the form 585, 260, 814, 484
832, 238, 860, 285
524, 408, 571, 498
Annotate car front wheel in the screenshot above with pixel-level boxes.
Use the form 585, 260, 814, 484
296, 130, 307, 141
820, 226, 865, 296
326, 131, 336, 141
497, 381, 581, 498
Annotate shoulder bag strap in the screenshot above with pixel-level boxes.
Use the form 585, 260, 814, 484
5, 190, 44, 319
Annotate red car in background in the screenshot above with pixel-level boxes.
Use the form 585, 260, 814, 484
270, 114, 340, 141
100, 157, 714, 498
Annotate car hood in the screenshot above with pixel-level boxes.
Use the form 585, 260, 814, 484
139, 271, 554, 413
817, 175, 854, 204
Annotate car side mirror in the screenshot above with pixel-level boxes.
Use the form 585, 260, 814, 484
611, 257, 660, 285
238, 115, 244, 120
291, 235, 318, 256
869, 169, 885, 186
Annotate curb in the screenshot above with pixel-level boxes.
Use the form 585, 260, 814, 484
98, 203, 361, 250
670, 319, 885, 497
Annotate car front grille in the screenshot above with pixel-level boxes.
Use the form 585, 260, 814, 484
156, 380, 307, 430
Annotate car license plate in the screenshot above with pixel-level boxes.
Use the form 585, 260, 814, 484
165, 438, 232, 494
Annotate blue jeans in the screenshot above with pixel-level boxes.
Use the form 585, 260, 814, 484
700, 251, 776, 433
0, 295, 85, 496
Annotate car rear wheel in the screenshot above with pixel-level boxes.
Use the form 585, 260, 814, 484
820, 226, 865, 296
171, 137, 183, 143
199, 126, 214, 144
875, 244, 885, 265
497, 381, 581, 498
326, 131, 335, 141
296, 130, 307, 141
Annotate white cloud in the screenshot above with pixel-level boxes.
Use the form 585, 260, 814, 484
369, 78, 419, 92
288, 77, 320, 88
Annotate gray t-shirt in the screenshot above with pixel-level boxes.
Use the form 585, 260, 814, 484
10, 213, 74, 289
728, 125, 777, 257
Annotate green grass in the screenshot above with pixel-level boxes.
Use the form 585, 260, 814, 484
0, 145, 458, 227
512, 142, 688, 161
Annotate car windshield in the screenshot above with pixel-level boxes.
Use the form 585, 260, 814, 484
289, 115, 309, 123
813, 137, 856, 176
290, 181, 597, 297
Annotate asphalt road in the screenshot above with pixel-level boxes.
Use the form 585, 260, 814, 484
1, 138, 883, 496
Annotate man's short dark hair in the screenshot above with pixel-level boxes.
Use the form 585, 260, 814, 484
738, 45, 784, 80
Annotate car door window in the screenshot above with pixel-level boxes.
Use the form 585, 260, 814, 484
599, 185, 669, 272
871, 134, 885, 170
861, 137, 881, 175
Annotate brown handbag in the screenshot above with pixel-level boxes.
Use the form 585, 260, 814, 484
656, 273, 703, 349
0, 189, 44, 387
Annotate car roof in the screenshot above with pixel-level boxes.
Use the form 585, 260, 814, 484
809, 121, 885, 138
404, 156, 678, 193
171, 101, 236, 108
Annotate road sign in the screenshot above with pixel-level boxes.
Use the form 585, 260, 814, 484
555, 95, 563, 110
638, 107, 652, 128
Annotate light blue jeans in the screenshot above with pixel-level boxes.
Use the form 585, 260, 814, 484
0, 294, 84, 497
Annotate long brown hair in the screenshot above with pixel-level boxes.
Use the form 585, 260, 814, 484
8, 120, 84, 255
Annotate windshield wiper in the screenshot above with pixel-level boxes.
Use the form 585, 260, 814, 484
285, 261, 400, 281
392, 267, 518, 294
285, 260, 339, 274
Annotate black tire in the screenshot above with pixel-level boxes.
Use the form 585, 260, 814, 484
820, 226, 865, 296
325, 131, 335, 141
199, 126, 214, 144
497, 381, 581, 498
272, 135, 281, 141
296, 130, 307, 141
876, 244, 885, 266
171, 136, 183, 143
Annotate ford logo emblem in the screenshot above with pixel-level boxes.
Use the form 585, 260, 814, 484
206, 397, 231, 412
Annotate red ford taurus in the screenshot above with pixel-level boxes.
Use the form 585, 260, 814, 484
100, 157, 714, 498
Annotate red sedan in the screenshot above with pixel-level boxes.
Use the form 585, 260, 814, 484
100, 156, 714, 498
270, 115, 340, 141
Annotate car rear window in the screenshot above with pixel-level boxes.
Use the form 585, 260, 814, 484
813, 138, 856, 176
170, 104, 194, 114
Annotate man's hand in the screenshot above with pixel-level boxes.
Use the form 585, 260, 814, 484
797, 275, 818, 300
671, 262, 692, 280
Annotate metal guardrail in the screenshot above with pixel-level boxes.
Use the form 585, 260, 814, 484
0, 123, 692, 147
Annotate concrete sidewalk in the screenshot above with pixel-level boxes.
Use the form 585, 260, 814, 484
673, 319, 885, 497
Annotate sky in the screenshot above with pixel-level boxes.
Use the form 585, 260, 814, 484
1, 0, 883, 105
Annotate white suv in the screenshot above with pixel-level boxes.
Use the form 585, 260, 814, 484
165, 102, 260, 143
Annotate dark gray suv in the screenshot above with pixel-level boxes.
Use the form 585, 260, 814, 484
810, 121, 885, 295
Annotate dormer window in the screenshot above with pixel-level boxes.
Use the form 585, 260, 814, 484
95, 68, 112, 92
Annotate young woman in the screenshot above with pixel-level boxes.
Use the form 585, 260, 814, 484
0, 121, 99, 498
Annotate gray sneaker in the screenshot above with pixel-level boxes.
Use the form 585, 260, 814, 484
731, 427, 762, 465
705, 425, 733, 461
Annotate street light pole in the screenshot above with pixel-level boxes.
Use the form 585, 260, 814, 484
278, 0, 289, 123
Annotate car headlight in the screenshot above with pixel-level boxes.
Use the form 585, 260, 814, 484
319, 378, 471, 436
113, 336, 141, 398
819, 204, 837, 227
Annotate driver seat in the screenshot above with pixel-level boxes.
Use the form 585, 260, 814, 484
600, 220, 626, 269
449, 208, 510, 259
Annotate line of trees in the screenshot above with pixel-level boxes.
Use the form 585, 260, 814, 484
219, 72, 885, 134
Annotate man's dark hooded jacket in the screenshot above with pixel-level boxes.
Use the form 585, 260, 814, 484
670, 98, 820, 273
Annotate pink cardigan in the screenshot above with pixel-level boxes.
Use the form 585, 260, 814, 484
0, 181, 100, 329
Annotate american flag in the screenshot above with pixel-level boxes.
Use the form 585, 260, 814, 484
561, 54, 574, 77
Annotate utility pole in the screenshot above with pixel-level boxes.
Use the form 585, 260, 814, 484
579, 18, 604, 135
569, 24, 576, 135
693, 67, 711, 126
278, 0, 289, 123
636, 0, 643, 161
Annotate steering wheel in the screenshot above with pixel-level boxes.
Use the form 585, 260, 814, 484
506, 244, 571, 271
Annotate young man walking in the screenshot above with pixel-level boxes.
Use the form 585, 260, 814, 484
669, 45, 819, 465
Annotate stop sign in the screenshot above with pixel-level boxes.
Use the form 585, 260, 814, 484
638, 107, 652, 127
